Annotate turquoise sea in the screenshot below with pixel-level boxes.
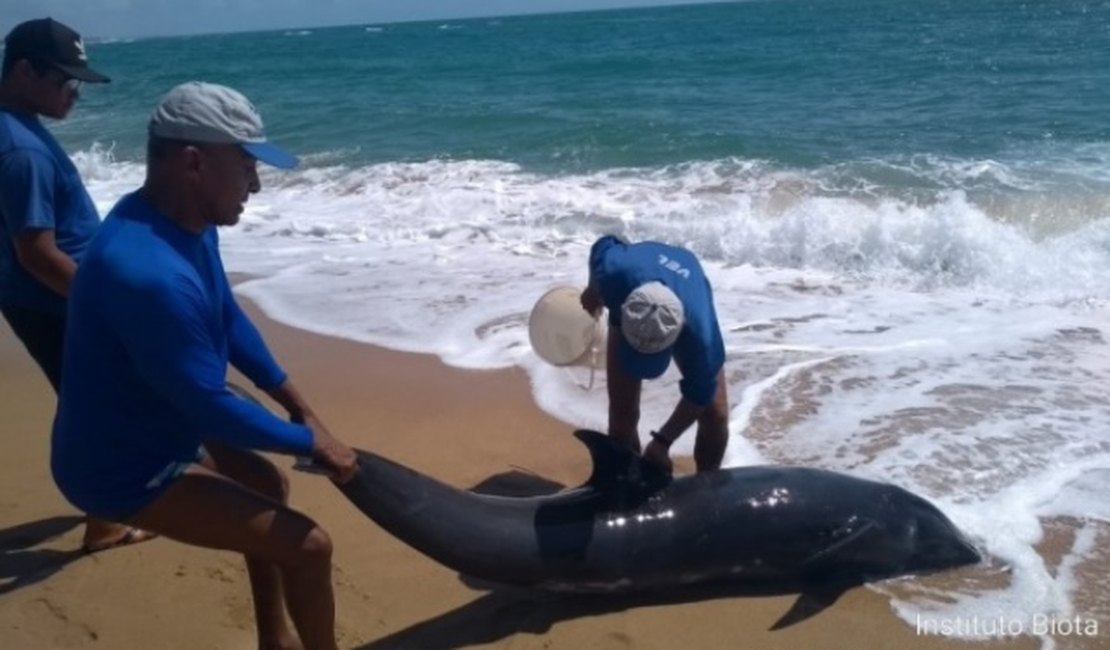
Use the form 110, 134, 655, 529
46, 1, 1110, 645
64, 0, 1110, 172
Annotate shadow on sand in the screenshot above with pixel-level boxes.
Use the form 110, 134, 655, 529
355, 579, 851, 650
0, 515, 84, 596
354, 471, 856, 650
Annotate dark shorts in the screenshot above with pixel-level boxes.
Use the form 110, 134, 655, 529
1, 305, 65, 393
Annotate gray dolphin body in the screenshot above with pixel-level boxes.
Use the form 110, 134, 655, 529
337, 430, 979, 593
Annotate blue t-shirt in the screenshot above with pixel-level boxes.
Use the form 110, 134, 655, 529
0, 110, 100, 313
52, 191, 313, 519
589, 235, 725, 405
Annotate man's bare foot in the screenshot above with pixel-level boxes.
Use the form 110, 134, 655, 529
82, 519, 158, 554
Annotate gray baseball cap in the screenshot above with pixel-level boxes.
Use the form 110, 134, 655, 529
148, 81, 297, 169
619, 281, 684, 378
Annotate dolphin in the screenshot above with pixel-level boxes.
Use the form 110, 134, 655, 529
336, 429, 980, 595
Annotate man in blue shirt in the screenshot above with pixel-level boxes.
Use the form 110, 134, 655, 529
580, 235, 729, 474
52, 81, 358, 650
0, 18, 155, 552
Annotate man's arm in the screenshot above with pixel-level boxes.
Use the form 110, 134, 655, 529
108, 272, 315, 455
266, 378, 357, 482
580, 280, 603, 316
581, 234, 629, 317
654, 398, 705, 445
13, 228, 76, 297
641, 396, 704, 475
216, 254, 355, 479
1, 150, 74, 296
642, 321, 725, 473
265, 378, 315, 423
210, 239, 356, 479
225, 292, 288, 389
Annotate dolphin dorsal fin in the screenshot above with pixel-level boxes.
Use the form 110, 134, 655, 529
573, 429, 640, 489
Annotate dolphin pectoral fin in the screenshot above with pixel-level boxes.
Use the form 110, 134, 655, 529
769, 585, 849, 630
770, 521, 877, 629
800, 519, 880, 571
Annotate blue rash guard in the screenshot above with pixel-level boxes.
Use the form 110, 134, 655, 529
51, 191, 313, 520
589, 235, 726, 405
0, 110, 100, 313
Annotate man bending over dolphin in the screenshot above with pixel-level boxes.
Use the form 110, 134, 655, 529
580, 235, 728, 475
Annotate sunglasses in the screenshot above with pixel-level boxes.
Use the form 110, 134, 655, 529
31, 62, 83, 92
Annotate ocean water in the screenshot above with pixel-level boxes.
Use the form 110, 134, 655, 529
55, 0, 1110, 645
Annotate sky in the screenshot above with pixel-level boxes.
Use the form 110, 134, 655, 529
0, 1, 732, 39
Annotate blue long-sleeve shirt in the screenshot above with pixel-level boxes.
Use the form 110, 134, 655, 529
589, 235, 726, 405
52, 191, 312, 519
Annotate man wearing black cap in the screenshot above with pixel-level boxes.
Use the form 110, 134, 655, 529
0, 18, 153, 552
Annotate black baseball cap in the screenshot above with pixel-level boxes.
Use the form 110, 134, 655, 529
4, 18, 110, 83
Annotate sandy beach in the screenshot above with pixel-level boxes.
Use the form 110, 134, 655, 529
0, 300, 1088, 650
